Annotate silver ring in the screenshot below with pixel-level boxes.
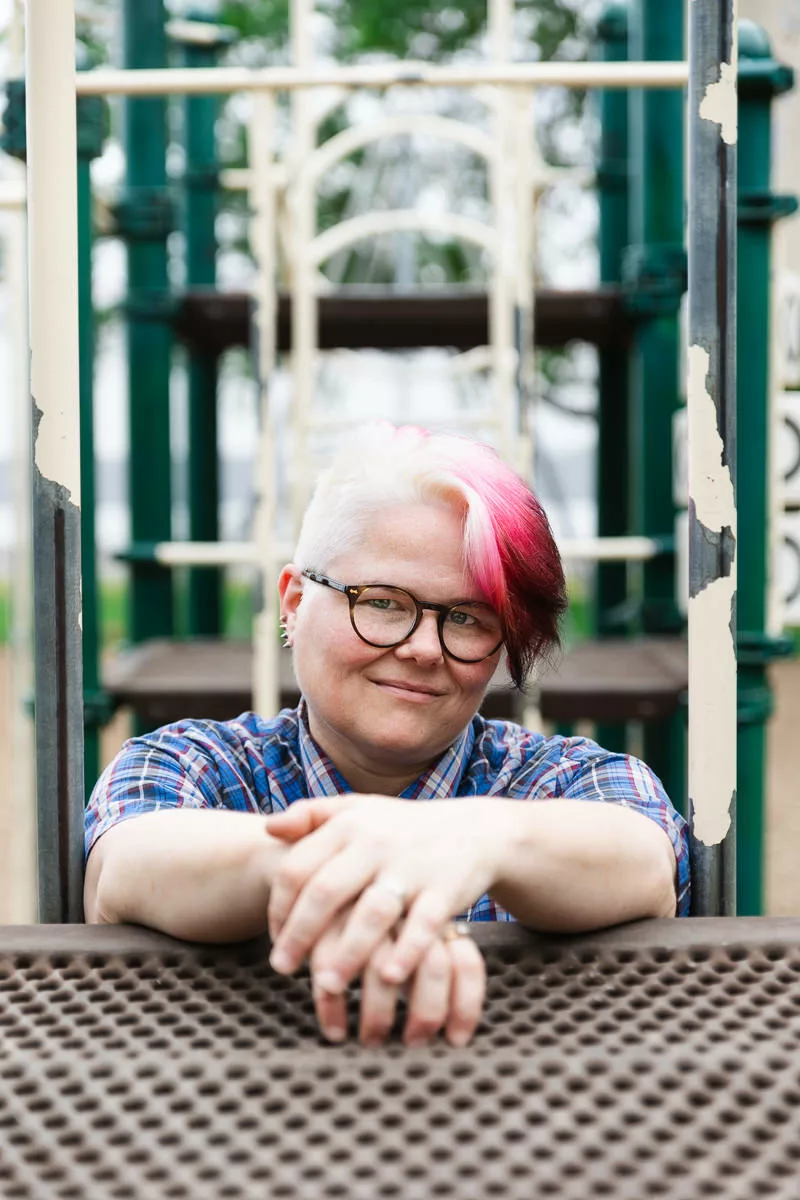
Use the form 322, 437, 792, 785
443, 920, 471, 942
370, 877, 409, 909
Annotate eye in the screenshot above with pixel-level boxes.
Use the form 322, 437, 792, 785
366, 597, 396, 611
446, 608, 476, 627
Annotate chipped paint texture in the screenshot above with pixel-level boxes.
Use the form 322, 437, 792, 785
687, 345, 737, 845
698, 0, 739, 149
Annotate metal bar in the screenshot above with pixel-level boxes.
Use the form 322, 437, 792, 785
74, 61, 689, 97
629, 0, 686, 808
178, 21, 224, 636
249, 91, 280, 717
4, 152, 36, 921
125, 535, 666, 569
123, 0, 174, 659
25, 0, 85, 922
735, 24, 795, 915
595, 1, 631, 756
686, 0, 738, 916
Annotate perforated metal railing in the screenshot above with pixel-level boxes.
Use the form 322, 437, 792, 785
2, 921, 800, 1199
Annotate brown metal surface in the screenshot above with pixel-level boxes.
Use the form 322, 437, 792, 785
538, 637, 688, 723
173, 287, 631, 355
103, 639, 522, 725
2, 920, 800, 1198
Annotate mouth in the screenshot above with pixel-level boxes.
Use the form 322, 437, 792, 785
371, 679, 446, 701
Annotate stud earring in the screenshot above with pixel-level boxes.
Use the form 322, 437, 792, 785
279, 618, 292, 649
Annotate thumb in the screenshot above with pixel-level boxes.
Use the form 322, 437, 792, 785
265, 796, 357, 841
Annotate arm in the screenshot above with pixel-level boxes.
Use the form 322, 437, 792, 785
483, 797, 677, 931
84, 810, 287, 943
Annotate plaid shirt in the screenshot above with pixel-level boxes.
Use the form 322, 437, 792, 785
86, 703, 690, 919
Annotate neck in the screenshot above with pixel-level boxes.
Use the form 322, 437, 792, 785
304, 708, 434, 796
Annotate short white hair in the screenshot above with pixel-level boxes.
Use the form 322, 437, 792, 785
294, 423, 466, 570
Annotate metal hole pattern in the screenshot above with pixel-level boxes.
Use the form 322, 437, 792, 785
2, 931, 800, 1198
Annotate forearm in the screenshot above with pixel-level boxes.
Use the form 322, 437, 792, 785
486, 799, 678, 932
85, 810, 286, 943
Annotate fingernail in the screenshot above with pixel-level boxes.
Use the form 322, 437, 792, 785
269, 947, 292, 973
323, 1026, 346, 1043
448, 1030, 471, 1048
381, 963, 404, 985
314, 970, 344, 995
406, 1038, 428, 1050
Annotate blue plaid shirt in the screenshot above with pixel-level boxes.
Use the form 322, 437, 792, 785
86, 703, 690, 918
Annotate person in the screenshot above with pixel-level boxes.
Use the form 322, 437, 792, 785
85, 423, 689, 1049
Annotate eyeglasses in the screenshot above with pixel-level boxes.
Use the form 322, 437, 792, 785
301, 569, 504, 663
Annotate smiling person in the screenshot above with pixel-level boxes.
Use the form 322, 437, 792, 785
84, 423, 689, 1048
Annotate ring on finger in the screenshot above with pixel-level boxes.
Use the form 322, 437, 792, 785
370, 877, 409, 911
442, 920, 471, 942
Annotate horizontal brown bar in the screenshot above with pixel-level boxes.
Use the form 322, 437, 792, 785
173, 286, 631, 354
103, 637, 523, 727
538, 637, 688, 723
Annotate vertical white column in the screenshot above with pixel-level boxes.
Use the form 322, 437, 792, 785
3, 0, 35, 921
249, 91, 281, 717
513, 87, 535, 479
25, 0, 85, 920
488, 0, 518, 465
289, 0, 318, 527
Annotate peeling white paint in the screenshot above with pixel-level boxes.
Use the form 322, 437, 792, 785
688, 573, 736, 843
687, 344, 737, 845
699, 59, 738, 145
687, 346, 736, 530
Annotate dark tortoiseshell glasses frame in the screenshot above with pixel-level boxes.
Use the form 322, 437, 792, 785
301, 569, 504, 663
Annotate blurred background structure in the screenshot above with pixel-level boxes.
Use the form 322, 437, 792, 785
1, 0, 799, 921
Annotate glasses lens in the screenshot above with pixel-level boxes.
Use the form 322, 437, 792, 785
352, 586, 418, 646
442, 603, 503, 661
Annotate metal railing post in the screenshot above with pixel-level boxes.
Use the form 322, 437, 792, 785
173, 16, 234, 637
595, 0, 631, 755
24, 0, 85, 921
626, 0, 686, 805
735, 21, 796, 914
686, 0, 738, 917
120, 0, 174, 671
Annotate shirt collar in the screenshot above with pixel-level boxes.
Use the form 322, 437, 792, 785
296, 700, 475, 800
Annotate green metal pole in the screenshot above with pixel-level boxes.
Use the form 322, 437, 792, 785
176, 16, 232, 635
76, 91, 109, 796
625, 0, 685, 803
736, 22, 796, 915
120, 0, 174, 656
595, 0, 630, 755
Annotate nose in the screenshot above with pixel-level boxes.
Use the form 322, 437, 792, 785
394, 610, 444, 665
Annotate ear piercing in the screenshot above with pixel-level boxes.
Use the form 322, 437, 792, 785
279, 618, 292, 649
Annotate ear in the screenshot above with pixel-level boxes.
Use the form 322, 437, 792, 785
278, 564, 304, 644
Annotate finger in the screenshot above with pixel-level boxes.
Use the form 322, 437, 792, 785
312, 978, 349, 1044
379, 890, 451, 986
359, 941, 400, 1048
269, 847, 381, 977
265, 796, 356, 841
443, 933, 486, 1048
310, 917, 350, 1043
403, 939, 452, 1048
311, 877, 411, 994
267, 819, 351, 945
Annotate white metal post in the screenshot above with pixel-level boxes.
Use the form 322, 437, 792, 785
24, 0, 85, 921
488, 0, 518, 466
249, 92, 281, 717
289, 0, 318, 531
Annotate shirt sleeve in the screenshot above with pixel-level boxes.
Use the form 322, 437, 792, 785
508, 735, 691, 917
84, 717, 266, 860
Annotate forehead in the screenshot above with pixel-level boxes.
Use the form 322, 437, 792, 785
327, 502, 473, 598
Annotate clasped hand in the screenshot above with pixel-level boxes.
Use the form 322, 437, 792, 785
265, 795, 502, 1047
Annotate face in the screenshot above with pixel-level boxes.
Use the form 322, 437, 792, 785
279, 502, 501, 792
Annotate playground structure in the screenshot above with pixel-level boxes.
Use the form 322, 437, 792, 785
0, 0, 797, 924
